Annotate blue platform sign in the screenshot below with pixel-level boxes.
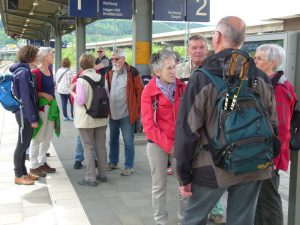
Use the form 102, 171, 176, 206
69, 0, 98, 18
99, 0, 132, 19
153, 0, 185, 21
27, 40, 44, 47
186, 0, 210, 22
50, 40, 68, 48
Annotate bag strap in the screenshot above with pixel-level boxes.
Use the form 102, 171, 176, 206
198, 68, 227, 93
31, 68, 42, 91
56, 68, 69, 84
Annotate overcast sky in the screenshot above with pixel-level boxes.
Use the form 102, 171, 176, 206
209, 0, 300, 24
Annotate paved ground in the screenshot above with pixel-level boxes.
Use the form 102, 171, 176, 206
0, 105, 290, 225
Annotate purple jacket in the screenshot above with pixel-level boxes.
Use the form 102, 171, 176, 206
9, 63, 39, 124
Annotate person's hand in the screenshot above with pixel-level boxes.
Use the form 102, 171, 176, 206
45, 93, 53, 101
179, 183, 192, 198
169, 147, 174, 157
31, 122, 38, 128
70, 83, 76, 91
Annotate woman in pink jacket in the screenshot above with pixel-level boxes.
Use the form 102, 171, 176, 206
141, 50, 186, 225
254, 44, 297, 225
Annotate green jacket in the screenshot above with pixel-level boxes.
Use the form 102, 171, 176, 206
32, 98, 60, 138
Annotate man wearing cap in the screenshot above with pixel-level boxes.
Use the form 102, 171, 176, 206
105, 48, 144, 176
95, 47, 110, 74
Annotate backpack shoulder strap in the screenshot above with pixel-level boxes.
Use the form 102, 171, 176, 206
31, 68, 42, 91
81, 75, 102, 89
197, 68, 227, 93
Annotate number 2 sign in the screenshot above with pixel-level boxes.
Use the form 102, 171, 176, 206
186, 0, 210, 22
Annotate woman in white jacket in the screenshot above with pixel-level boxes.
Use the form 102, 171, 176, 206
70, 53, 108, 186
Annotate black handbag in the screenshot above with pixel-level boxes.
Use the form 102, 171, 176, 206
290, 103, 300, 151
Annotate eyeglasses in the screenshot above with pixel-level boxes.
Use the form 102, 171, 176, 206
97, 50, 104, 53
111, 57, 120, 62
254, 56, 268, 61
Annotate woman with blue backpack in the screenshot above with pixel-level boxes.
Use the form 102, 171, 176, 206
9, 45, 39, 185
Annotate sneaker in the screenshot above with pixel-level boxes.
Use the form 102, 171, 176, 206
15, 176, 34, 185
26, 173, 39, 181
120, 168, 134, 176
64, 117, 70, 121
40, 162, 56, 173
96, 176, 107, 182
78, 179, 97, 187
95, 159, 98, 168
30, 167, 47, 177
107, 163, 118, 171
167, 166, 174, 175
73, 161, 83, 169
46, 153, 50, 157
209, 214, 225, 224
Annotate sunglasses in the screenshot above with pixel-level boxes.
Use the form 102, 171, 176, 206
111, 57, 120, 62
97, 50, 104, 53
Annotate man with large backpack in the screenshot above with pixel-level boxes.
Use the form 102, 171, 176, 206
175, 16, 279, 225
9, 45, 40, 185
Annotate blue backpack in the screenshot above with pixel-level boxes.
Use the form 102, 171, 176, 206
0, 72, 21, 112
199, 50, 276, 174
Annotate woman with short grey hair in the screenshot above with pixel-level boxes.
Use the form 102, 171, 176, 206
254, 44, 297, 225
30, 46, 58, 177
141, 50, 186, 225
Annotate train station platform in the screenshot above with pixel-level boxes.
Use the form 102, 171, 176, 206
0, 106, 290, 225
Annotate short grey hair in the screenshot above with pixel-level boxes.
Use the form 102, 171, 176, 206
37, 47, 52, 63
256, 44, 286, 72
216, 16, 246, 47
188, 35, 208, 46
113, 48, 126, 57
150, 50, 175, 74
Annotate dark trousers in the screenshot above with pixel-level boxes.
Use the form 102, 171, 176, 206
14, 113, 34, 177
59, 94, 73, 118
255, 170, 283, 225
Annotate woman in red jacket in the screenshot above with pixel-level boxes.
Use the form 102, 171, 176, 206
254, 44, 297, 225
141, 50, 186, 225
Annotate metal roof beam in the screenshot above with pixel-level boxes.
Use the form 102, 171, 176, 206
4, 9, 56, 26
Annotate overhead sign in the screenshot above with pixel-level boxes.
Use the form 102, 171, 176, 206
186, 0, 210, 22
99, 0, 132, 19
153, 0, 185, 21
27, 40, 44, 48
69, 0, 98, 18
50, 41, 68, 48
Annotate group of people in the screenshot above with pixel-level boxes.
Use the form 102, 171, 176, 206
9, 15, 297, 225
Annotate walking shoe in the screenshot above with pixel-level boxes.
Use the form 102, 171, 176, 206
73, 161, 83, 169
15, 176, 34, 185
120, 168, 134, 176
107, 163, 118, 171
64, 117, 70, 121
78, 179, 97, 187
40, 162, 56, 173
46, 153, 50, 157
25, 154, 29, 161
26, 173, 39, 181
30, 167, 47, 177
96, 176, 107, 182
209, 214, 225, 224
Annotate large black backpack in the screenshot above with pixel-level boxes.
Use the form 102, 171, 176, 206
81, 75, 109, 118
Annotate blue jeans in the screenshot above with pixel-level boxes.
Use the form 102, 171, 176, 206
74, 135, 97, 162
182, 181, 262, 225
109, 116, 135, 169
59, 94, 73, 118
74, 135, 84, 162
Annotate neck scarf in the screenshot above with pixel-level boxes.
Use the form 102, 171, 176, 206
156, 78, 176, 103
